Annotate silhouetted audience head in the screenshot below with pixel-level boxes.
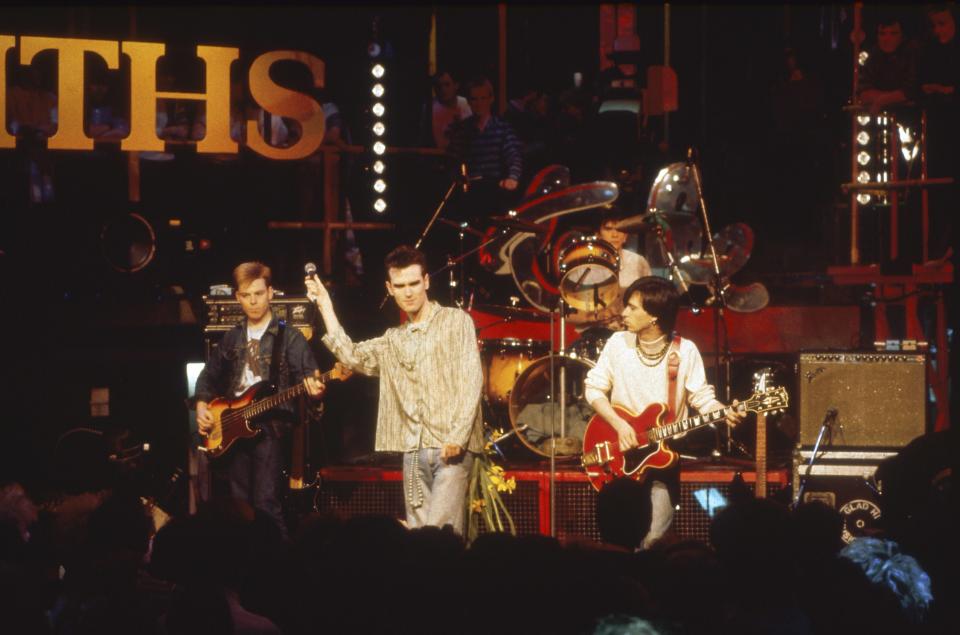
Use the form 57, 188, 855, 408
840, 536, 933, 624
596, 477, 653, 551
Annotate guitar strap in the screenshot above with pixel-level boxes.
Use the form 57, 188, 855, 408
666, 335, 682, 423
269, 321, 287, 386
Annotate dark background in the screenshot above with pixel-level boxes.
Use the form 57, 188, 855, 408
0, 4, 948, 502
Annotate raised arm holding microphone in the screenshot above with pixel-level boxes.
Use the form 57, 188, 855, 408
305, 245, 484, 535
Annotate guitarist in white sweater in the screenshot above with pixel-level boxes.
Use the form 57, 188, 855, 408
584, 276, 743, 549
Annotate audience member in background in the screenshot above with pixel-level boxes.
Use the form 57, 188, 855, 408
504, 82, 552, 175
448, 77, 523, 225
918, 2, 958, 261
422, 70, 472, 150
858, 13, 919, 114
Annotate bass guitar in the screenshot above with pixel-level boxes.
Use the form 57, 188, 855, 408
581, 386, 788, 491
199, 363, 353, 459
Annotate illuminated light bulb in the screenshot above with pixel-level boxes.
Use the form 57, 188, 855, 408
858, 50, 869, 66
857, 115, 871, 126
372, 83, 385, 98
373, 141, 386, 155
857, 131, 870, 145
371, 64, 385, 78
374, 198, 387, 213
857, 151, 871, 166
373, 160, 385, 174
373, 179, 387, 193
372, 121, 386, 136
857, 193, 872, 205
857, 170, 871, 184
372, 102, 385, 117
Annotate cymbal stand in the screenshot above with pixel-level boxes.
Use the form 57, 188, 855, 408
688, 149, 732, 457
379, 177, 460, 309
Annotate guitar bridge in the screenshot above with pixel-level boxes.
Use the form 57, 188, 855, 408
582, 441, 614, 468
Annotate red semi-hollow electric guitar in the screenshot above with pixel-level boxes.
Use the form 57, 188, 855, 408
581, 386, 788, 492
198, 363, 352, 459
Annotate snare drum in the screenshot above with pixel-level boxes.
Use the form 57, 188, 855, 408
480, 339, 551, 406
557, 235, 620, 314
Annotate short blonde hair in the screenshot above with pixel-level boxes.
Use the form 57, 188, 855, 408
233, 261, 272, 289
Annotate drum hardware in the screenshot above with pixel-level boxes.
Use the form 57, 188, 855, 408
437, 217, 485, 238
490, 214, 549, 234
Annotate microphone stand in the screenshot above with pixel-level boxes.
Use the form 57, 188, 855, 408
688, 149, 730, 458
793, 408, 837, 509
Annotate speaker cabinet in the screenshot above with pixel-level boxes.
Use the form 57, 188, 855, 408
798, 352, 926, 448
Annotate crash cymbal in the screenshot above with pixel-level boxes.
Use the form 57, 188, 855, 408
677, 223, 754, 285
437, 217, 484, 237
490, 215, 547, 234
471, 303, 550, 321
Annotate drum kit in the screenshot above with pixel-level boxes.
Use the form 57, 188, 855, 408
421, 160, 769, 464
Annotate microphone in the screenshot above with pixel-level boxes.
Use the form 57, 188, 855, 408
305, 262, 319, 280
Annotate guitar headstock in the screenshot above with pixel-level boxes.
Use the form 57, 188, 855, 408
328, 362, 354, 381
744, 386, 789, 415
752, 367, 774, 393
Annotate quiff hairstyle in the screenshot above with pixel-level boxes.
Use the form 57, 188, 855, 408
384, 245, 428, 277
233, 261, 272, 289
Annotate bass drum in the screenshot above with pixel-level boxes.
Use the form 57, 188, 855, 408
480, 338, 551, 407
507, 354, 596, 459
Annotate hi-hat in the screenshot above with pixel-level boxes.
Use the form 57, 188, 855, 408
437, 217, 484, 237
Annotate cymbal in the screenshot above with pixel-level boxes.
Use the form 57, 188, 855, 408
614, 213, 658, 232
471, 303, 550, 321
489, 215, 547, 234
437, 217, 484, 237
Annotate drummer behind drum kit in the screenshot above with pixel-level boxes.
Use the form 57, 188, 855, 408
434, 162, 769, 463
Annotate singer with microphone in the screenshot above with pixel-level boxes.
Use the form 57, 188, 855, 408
194, 261, 325, 537
306, 245, 484, 536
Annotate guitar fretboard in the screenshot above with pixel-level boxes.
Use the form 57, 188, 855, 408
241, 368, 340, 419
647, 403, 747, 442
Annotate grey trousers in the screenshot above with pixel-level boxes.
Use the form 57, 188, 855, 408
402, 447, 474, 536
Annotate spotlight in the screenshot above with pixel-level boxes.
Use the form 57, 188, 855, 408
857, 193, 872, 205
373, 179, 387, 193
857, 151, 871, 166
372, 83, 385, 98
372, 102, 385, 117
857, 170, 871, 184
857, 115, 871, 126
373, 160, 385, 174
373, 141, 386, 155
374, 198, 387, 213
372, 122, 386, 136
857, 131, 870, 145
371, 64, 385, 78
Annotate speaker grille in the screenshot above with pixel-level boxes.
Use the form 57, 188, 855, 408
313, 468, 785, 545
798, 352, 926, 447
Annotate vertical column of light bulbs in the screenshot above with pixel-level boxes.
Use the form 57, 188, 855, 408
371, 62, 388, 213
854, 113, 919, 207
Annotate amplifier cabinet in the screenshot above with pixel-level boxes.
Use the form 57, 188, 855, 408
797, 352, 926, 448
203, 295, 314, 334
792, 458, 883, 544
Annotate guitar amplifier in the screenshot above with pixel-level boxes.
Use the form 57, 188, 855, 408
797, 352, 926, 449
203, 295, 314, 337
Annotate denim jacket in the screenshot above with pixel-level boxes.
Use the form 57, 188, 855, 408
195, 314, 319, 421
